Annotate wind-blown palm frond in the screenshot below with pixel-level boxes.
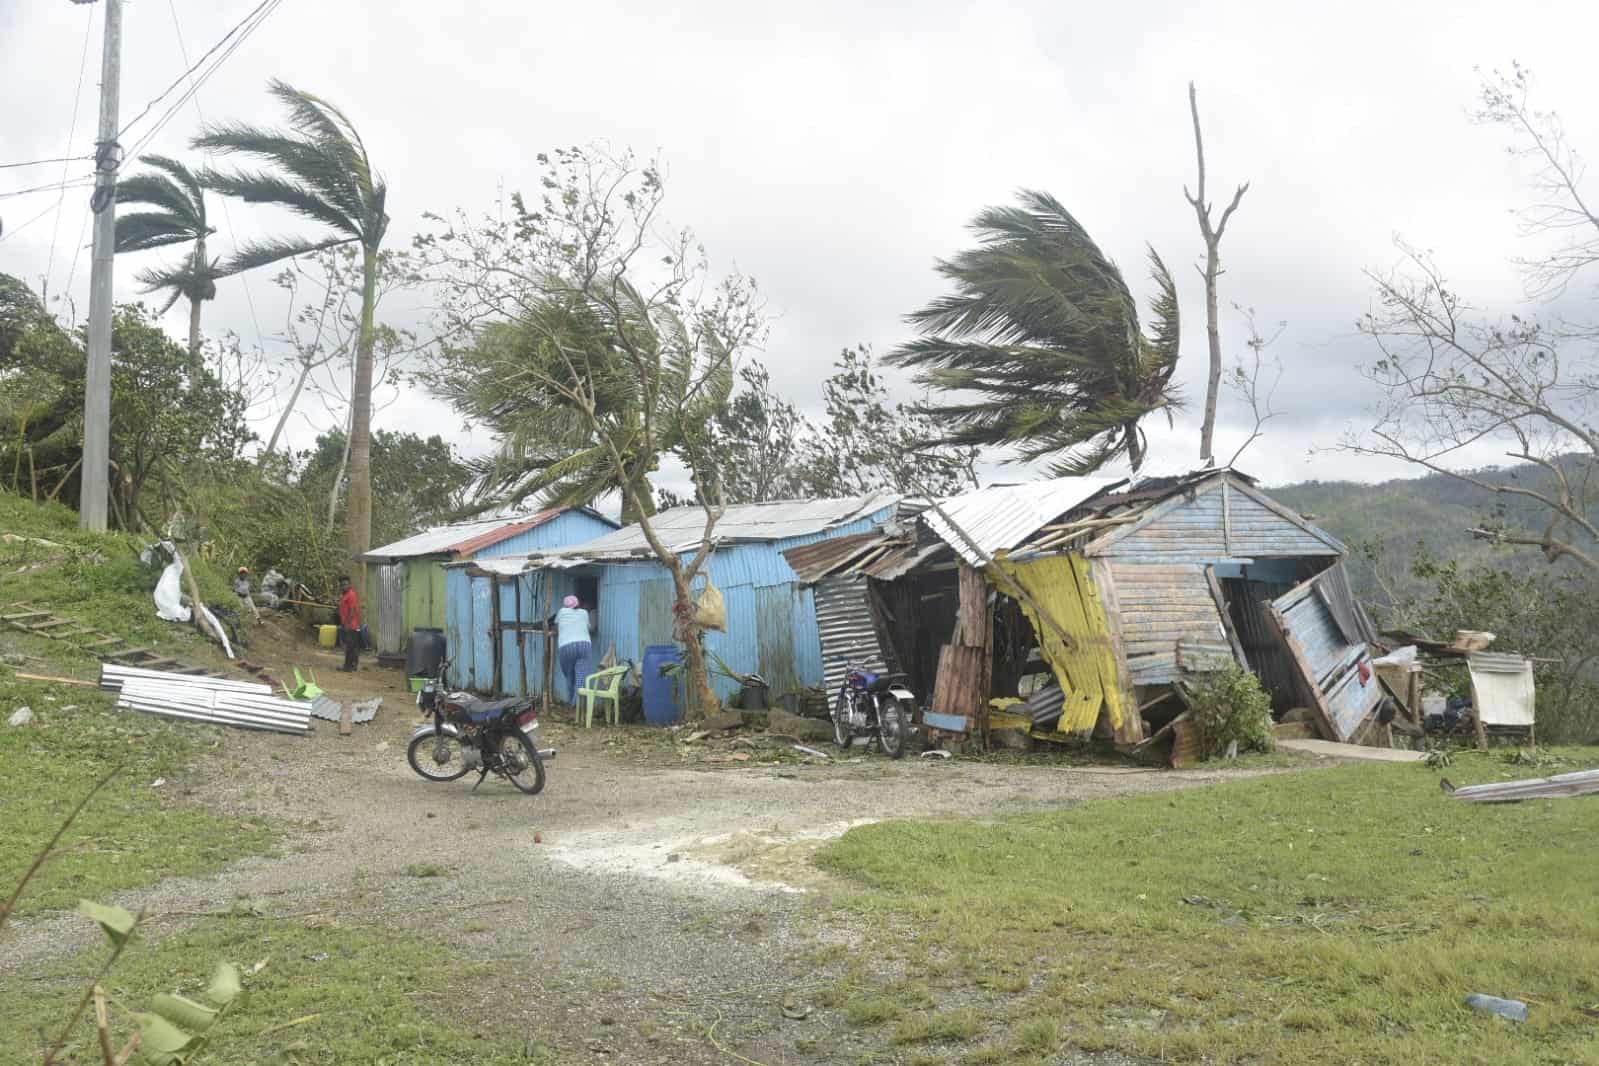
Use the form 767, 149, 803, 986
889, 189, 1181, 473
192, 79, 387, 278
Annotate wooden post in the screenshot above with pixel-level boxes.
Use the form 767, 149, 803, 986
1222, 479, 1232, 556
1204, 565, 1248, 667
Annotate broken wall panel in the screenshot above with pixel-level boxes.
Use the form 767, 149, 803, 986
1267, 571, 1382, 742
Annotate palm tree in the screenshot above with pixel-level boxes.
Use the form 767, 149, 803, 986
193, 79, 389, 567
113, 155, 220, 364
890, 189, 1181, 474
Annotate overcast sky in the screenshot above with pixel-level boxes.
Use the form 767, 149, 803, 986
3, 0, 1597, 493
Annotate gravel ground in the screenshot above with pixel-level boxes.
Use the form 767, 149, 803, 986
2, 621, 1290, 1063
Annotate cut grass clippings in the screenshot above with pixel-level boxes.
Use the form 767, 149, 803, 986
815, 748, 1599, 1064
0, 673, 280, 916
0, 913, 565, 1064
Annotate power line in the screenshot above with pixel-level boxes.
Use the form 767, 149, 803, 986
0, 154, 93, 172
117, 0, 276, 140
123, 0, 283, 161
0, 176, 96, 200
0, 200, 67, 245
163, 0, 270, 354
43, 1, 98, 303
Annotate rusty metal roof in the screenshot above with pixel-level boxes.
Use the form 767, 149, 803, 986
361, 507, 612, 562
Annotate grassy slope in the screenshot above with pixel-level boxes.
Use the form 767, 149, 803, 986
814, 752, 1599, 1065
3, 915, 560, 1065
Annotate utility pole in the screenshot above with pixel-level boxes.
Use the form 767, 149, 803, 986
80, 0, 122, 532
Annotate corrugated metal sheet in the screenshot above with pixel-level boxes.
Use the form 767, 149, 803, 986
925, 477, 1121, 566
783, 533, 888, 584
526, 493, 899, 562
474, 509, 619, 559
360, 507, 617, 562
814, 574, 887, 694
376, 563, 405, 655
1468, 652, 1535, 727
1271, 578, 1382, 741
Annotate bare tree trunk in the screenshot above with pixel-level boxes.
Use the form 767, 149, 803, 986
344, 245, 379, 585
326, 403, 354, 532
1184, 82, 1249, 466
259, 359, 314, 464
187, 298, 203, 369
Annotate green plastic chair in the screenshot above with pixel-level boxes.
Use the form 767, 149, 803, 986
282, 667, 323, 701
577, 664, 630, 727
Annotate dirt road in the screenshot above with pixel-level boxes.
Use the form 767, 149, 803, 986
3, 620, 1281, 1063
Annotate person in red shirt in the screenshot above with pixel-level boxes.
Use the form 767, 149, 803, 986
337, 575, 362, 672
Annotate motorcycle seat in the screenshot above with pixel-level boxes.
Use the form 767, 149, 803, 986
457, 696, 529, 721
865, 673, 909, 693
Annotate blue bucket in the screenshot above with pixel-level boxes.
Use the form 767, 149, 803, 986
641, 644, 685, 726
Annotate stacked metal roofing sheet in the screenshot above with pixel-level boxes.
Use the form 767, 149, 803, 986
102, 664, 311, 735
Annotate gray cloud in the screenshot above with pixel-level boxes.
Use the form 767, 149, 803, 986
4, 0, 1596, 490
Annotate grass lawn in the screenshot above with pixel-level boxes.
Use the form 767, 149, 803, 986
0, 670, 280, 917
814, 748, 1599, 1065
0, 913, 565, 1065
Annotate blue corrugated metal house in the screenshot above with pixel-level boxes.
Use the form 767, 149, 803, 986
443, 493, 901, 701
360, 507, 617, 661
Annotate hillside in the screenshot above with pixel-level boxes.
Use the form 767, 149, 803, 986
1267, 461, 1590, 614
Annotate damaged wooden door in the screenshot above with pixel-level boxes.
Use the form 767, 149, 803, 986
1264, 563, 1382, 742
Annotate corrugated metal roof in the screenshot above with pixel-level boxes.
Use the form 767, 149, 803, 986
361, 507, 615, 562
782, 532, 896, 584
923, 477, 1122, 566
523, 492, 900, 563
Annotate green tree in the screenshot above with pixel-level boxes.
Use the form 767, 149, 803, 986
890, 190, 1181, 473
113, 155, 220, 363
194, 79, 389, 572
1400, 551, 1599, 743
424, 147, 763, 718
296, 428, 472, 547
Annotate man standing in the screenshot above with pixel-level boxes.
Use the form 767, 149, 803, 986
337, 575, 362, 672
234, 566, 261, 623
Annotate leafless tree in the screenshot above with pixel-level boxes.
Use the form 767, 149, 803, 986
1223, 304, 1284, 468
1184, 81, 1250, 465
1347, 68, 1599, 573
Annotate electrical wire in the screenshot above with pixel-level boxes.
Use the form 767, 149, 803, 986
122, 0, 284, 162
116, 0, 277, 141
163, 0, 269, 353
42, 1, 98, 300
0, 154, 93, 172
0, 176, 96, 201
0, 200, 67, 245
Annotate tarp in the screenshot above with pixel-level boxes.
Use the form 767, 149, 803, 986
987, 553, 1126, 735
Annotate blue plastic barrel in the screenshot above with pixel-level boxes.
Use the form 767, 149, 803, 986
642, 643, 684, 726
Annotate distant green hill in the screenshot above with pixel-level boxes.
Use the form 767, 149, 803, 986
1266, 461, 1591, 616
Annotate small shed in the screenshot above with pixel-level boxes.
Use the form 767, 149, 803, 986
443, 493, 901, 700
360, 507, 617, 661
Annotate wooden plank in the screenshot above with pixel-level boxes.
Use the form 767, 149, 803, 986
14, 672, 99, 688
1264, 602, 1338, 741
1222, 479, 1232, 555
339, 700, 354, 736
1204, 565, 1249, 667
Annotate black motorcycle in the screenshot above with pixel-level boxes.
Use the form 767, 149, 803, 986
830, 658, 915, 759
407, 657, 553, 794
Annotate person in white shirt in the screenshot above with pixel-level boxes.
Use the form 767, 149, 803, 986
554, 595, 595, 704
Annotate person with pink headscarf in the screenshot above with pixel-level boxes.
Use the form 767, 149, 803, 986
554, 594, 594, 704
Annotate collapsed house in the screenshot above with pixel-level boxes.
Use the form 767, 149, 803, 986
361, 507, 617, 663
785, 467, 1384, 747
441, 493, 901, 700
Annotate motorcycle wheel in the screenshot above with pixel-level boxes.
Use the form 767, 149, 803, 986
877, 696, 907, 760
831, 690, 853, 749
496, 731, 546, 795
407, 730, 471, 782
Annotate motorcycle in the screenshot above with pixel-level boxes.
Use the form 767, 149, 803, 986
829, 658, 915, 759
407, 657, 554, 793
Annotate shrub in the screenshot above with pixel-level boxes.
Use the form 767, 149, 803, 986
1186, 665, 1275, 759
